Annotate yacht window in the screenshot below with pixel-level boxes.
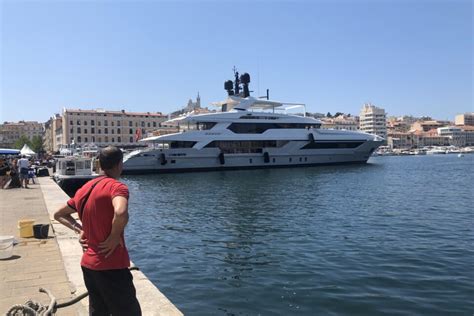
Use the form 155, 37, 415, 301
196, 122, 217, 130
228, 123, 320, 134
204, 140, 278, 154
272, 158, 276, 163
240, 115, 279, 120
301, 141, 364, 149
170, 141, 196, 148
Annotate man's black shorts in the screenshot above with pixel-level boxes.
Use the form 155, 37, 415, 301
82, 266, 142, 316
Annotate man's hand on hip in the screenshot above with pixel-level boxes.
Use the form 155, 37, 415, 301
99, 234, 124, 258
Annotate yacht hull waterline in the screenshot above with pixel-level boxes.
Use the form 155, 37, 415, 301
122, 139, 382, 174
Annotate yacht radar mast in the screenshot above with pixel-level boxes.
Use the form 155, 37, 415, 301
225, 67, 251, 98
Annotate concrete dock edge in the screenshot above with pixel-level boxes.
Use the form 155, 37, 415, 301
39, 177, 183, 316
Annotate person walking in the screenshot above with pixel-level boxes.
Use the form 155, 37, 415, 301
54, 146, 141, 315
18, 155, 30, 188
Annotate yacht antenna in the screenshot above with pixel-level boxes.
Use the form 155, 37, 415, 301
233, 66, 240, 96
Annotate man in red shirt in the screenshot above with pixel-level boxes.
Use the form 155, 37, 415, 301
54, 146, 141, 315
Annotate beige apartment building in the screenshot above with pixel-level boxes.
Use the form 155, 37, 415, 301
43, 114, 63, 152
58, 108, 167, 148
359, 103, 387, 139
0, 121, 43, 148
410, 120, 445, 132
455, 113, 474, 126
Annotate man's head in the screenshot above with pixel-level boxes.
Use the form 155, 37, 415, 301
99, 146, 123, 177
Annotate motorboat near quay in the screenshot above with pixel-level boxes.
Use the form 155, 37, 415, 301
53, 156, 100, 197
122, 71, 384, 174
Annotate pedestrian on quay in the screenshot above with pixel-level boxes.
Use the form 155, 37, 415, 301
6, 159, 21, 189
54, 146, 141, 316
0, 157, 10, 189
18, 155, 30, 188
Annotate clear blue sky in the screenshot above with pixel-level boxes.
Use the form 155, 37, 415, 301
1, 0, 472, 123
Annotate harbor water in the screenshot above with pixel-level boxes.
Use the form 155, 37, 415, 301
124, 154, 474, 315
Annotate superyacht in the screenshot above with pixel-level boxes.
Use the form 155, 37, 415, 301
122, 71, 383, 174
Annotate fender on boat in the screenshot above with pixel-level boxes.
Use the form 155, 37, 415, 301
159, 153, 167, 165
218, 152, 225, 165
263, 152, 270, 163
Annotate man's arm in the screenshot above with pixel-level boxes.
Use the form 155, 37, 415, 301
54, 205, 82, 234
98, 196, 129, 258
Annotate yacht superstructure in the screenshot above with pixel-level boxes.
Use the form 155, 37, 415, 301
122, 71, 384, 174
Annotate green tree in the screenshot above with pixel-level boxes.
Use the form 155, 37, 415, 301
14, 135, 32, 149
326, 112, 332, 118
31, 135, 44, 153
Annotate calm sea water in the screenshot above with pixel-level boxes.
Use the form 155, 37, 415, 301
123, 154, 474, 315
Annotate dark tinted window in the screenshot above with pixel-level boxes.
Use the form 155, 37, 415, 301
170, 141, 196, 148
228, 123, 320, 134
301, 141, 364, 149
204, 140, 278, 154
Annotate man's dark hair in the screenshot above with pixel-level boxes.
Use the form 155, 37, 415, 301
99, 146, 123, 170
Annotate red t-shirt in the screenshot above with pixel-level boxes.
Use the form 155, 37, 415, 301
67, 176, 130, 270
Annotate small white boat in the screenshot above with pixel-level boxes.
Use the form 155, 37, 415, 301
53, 157, 100, 197
426, 148, 446, 155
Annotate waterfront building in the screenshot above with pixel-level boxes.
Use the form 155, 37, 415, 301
359, 103, 387, 139
387, 132, 413, 149
458, 125, 474, 146
412, 129, 450, 147
43, 120, 53, 152
437, 126, 466, 147
61, 108, 166, 148
455, 113, 474, 126
43, 114, 63, 152
321, 115, 358, 131
0, 121, 43, 148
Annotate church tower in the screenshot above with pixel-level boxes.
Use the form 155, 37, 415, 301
196, 92, 201, 109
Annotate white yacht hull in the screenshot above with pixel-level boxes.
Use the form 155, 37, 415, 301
122, 140, 381, 174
